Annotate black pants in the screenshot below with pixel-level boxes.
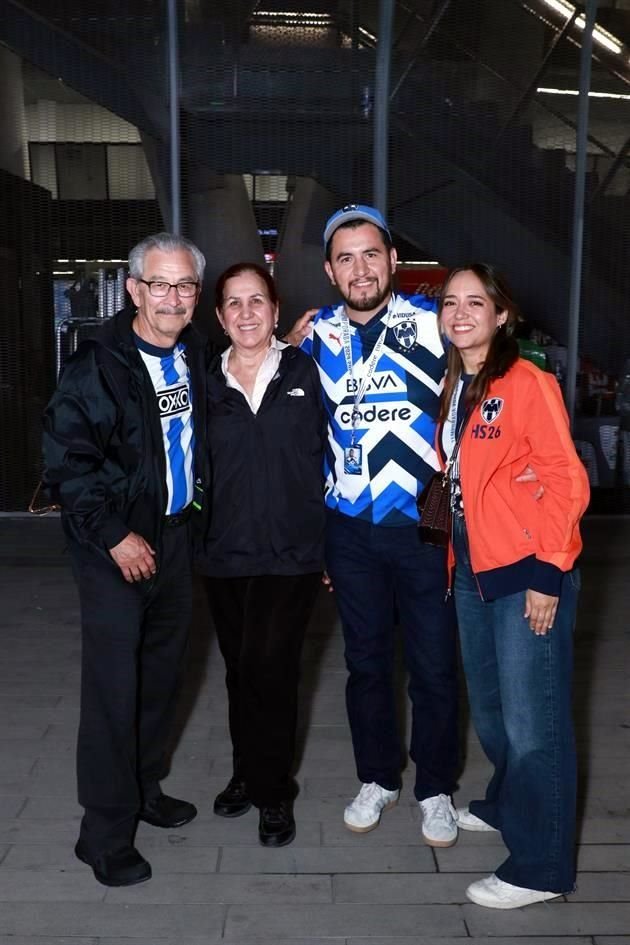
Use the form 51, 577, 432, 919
205, 572, 321, 807
71, 522, 192, 855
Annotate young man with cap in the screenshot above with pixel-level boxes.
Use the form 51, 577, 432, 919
289, 204, 459, 847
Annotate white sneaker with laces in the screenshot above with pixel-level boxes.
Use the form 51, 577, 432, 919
456, 807, 498, 832
343, 782, 399, 833
466, 874, 563, 909
419, 793, 458, 847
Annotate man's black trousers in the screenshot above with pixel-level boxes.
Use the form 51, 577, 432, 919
70, 522, 192, 856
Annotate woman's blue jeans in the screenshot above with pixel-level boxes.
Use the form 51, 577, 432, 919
453, 515, 579, 893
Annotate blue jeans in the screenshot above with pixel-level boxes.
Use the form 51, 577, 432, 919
453, 515, 578, 893
325, 511, 458, 801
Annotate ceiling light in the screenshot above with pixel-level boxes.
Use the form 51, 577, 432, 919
251, 11, 334, 26
253, 11, 331, 16
538, 86, 630, 99
541, 0, 574, 16
358, 26, 377, 43
574, 17, 622, 54
541, 0, 624, 55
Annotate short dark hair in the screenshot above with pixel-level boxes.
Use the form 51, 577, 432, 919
325, 219, 393, 262
214, 262, 279, 310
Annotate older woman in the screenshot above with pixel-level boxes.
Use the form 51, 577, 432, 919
435, 264, 589, 908
196, 263, 325, 847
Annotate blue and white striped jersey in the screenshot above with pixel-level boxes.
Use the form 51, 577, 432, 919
301, 292, 446, 526
136, 337, 194, 515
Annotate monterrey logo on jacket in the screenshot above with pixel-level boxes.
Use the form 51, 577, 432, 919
480, 397, 504, 423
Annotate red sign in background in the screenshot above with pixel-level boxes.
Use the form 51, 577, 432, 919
396, 266, 447, 299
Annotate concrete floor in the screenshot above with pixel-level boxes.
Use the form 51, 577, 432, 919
0, 513, 628, 945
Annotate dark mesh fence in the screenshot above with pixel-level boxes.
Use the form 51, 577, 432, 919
1, 0, 629, 508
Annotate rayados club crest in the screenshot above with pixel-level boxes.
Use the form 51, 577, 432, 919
480, 397, 504, 423
393, 320, 418, 350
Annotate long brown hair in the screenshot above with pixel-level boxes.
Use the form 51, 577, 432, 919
437, 263, 521, 423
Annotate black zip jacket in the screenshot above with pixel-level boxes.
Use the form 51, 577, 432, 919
42, 307, 208, 569
196, 345, 326, 577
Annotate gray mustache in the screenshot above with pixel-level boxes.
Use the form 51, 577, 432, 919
156, 306, 187, 315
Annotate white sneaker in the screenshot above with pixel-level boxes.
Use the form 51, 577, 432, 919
456, 807, 498, 832
419, 793, 458, 847
466, 874, 563, 909
343, 782, 399, 833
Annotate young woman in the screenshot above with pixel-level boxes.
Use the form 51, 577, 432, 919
196, 263, 325, 848
436, 264, 589, 909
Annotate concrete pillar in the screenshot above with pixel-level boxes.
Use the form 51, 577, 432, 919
140, 132, 172, 229
188, 170, 265, 340
273, 177, 339, 332
0, 47, 28, 179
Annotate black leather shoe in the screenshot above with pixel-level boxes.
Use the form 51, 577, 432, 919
138, 794, 197, 828
258, 801, 296, 847
214, 777, 252, 818
75, 842, 151, 887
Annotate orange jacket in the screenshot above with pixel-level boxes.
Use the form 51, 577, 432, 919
438, 359, 590, 600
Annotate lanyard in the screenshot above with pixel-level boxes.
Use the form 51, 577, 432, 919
443, 377, 464, 462
340, 296, 398, 446
442, 377, 470, 490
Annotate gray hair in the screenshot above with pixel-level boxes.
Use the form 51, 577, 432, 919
128, 232, 206, 282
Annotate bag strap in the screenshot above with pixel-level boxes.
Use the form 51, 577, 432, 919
28, 480, 60, 516
444, 407, 470, 481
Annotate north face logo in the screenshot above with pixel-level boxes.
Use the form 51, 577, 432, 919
157, 383, 189, 417
480, 397, 504, 423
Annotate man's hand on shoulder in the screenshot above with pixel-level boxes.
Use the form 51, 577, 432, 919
109, 532, 156, 583
284, 308, 319, 347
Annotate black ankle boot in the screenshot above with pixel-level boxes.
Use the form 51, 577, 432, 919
258, 800, 296, 847
214, 777, 251, 818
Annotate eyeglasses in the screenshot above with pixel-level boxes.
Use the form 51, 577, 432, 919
137, 279, 199, 298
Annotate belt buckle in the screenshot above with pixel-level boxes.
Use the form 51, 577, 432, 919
165, 504, 190, 527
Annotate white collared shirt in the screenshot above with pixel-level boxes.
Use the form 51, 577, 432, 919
221, 336, 288, 414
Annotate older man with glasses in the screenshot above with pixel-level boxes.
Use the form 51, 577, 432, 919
42, 232, 209, 887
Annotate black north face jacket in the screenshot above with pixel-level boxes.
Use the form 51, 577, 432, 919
196, 345, 326, 577
42, 307, 208, 569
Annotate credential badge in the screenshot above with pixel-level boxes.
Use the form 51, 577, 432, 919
393, 320, 417, 350
480, 397, 504, 423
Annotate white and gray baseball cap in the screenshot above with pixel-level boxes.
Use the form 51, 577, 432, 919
323, 204, 392, 248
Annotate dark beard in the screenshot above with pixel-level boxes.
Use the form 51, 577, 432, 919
338, 279, 392, 315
